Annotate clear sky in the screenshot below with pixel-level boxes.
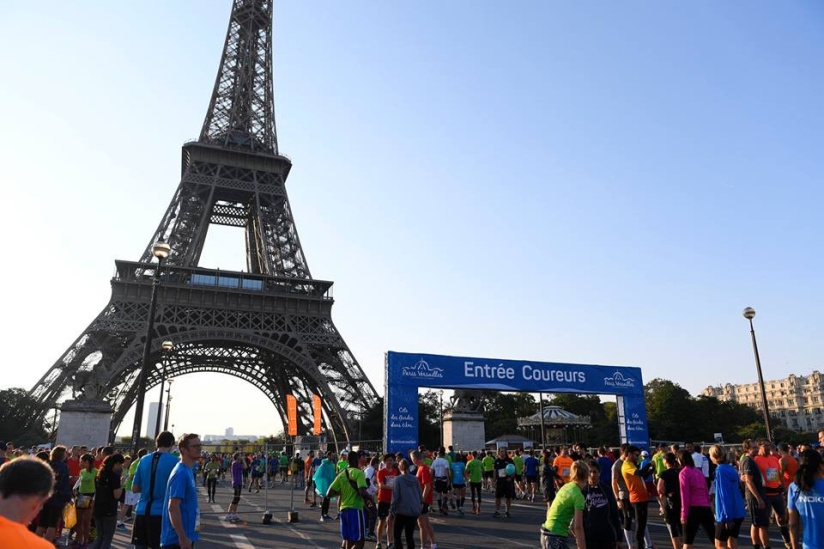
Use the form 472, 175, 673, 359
1, 1, 822, 439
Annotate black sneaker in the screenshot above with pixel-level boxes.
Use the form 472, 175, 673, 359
493, 511, 501, 518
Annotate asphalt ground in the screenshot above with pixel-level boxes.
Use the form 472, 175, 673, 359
97, 478, 792, 548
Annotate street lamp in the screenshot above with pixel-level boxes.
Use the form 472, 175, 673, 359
153, 340, 174, 438
130, 240, 171, 455
439, 390, 444, 449
743, 307, 773, 443
164, 379, 174, 432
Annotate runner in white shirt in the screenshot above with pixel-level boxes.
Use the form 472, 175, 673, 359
431, 452, 452, 515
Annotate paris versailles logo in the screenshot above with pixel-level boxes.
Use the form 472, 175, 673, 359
603, 371, 635, 388
401, 359, 444, 379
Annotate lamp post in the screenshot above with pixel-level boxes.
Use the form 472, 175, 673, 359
130, 241, 171, 456
439, 390, 444, 449
538, 392, 546, 449
154, 340, 174, 438
164, 379, 174, 432
743, 307, 773, 443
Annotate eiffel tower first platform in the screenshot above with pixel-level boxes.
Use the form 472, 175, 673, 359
28, 0, 378, 446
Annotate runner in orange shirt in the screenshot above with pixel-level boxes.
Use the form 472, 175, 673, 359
0, 457, 55, 549
779, 443, 798, 489
553, 447, 574, 484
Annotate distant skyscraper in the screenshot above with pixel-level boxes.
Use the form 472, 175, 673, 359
225, 427, 234, 437
146, 402, 160, 439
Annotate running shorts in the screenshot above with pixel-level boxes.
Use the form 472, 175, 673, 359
495, 480, 514, 499
339, 508, 367, 542
483, 470, 493, 479
38, 503, 64, 529
765, 493, 786, 516
526, 475, 538, 484
378, 501, 391, 518
664, 506, 682, 538
452, 483, 466, 489
435, 478, 449, 494
420, 504, 430, 515
715, 518, 744, 542
131, 513, 163, 547
514, 474, 523, 483
748, 498, 770, 527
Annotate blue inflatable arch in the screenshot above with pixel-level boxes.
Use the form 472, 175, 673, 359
384, 351, 649, 453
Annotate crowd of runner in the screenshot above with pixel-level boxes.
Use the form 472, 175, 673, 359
2, 434, 824, 548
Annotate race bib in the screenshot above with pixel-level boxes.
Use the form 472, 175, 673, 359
766, 468, 779, 482
498, 468, 507, 477
385, 476, 396, 489
563, 468, 571, 478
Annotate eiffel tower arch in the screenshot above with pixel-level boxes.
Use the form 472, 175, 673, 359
28, 0, 378, 443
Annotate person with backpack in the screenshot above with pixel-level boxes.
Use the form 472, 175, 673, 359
390, 458, 422, 549
130, 431, 178, 549
326, 450, 374, 549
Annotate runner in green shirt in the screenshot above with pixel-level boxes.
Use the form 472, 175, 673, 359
205, 455, 221, 503
337, 454, 349, 474
482, 452, 495, 491
513, 451, 525, 499
542, 460, 587, 543
326, 452, 375, 547
279, 452, 289, 484
466, 453, 484, 514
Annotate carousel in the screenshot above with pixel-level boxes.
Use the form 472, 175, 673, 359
517, 405, 592, 445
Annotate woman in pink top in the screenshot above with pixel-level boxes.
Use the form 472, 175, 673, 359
678, 450, 714, 549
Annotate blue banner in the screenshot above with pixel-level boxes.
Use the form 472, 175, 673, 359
385, 351, 649, 453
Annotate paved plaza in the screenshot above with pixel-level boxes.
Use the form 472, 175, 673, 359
95, 477, 791, 549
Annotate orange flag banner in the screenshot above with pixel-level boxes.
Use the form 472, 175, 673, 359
287, 394, 298, 436
313, 395, 322, 435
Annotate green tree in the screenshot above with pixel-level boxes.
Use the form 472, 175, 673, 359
644, 378, 696, 441
481, 392, 538, 441
0, 388, 52, 447
418, 390, 441, 449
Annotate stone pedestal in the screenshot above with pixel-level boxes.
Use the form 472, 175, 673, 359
443, 412, 485, 451
56, 400, 112, 447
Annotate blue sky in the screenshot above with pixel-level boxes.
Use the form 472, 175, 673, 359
1, 1, 822, 438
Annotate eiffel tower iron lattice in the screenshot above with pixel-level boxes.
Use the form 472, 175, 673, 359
28, 0, 378, 444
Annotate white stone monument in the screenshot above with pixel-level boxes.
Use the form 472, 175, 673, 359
56, 400, 112, 447
443, 411, 486, 451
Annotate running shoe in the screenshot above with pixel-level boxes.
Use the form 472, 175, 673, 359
116, 522, 127, 531
319, 516, 325, 523
365, 534, 377, 542
493, 511, 501, 517
376, 543, 382, 549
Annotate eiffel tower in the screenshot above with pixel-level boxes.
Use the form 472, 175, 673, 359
28, 0, 378, 445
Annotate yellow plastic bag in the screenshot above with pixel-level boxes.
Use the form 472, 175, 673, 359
63, 502, 77, 530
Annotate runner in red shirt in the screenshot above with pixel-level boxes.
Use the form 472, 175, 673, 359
413, 450, 436, 549
376, 454, 400, 548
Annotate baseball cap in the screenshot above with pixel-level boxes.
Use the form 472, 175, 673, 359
641, 450, 649, 458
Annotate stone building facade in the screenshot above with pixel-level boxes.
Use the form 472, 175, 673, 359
702, 371, 824, 432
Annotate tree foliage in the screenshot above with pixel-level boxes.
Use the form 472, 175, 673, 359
0, 388, 52, 447
644, 378, 761, 443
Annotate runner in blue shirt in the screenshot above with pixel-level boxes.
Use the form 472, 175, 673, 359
130, 431, 179, 549
788, 449, 824, 549
450, 453, 467, 516
161, 433, 202, 549
523, 450, 541, 502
